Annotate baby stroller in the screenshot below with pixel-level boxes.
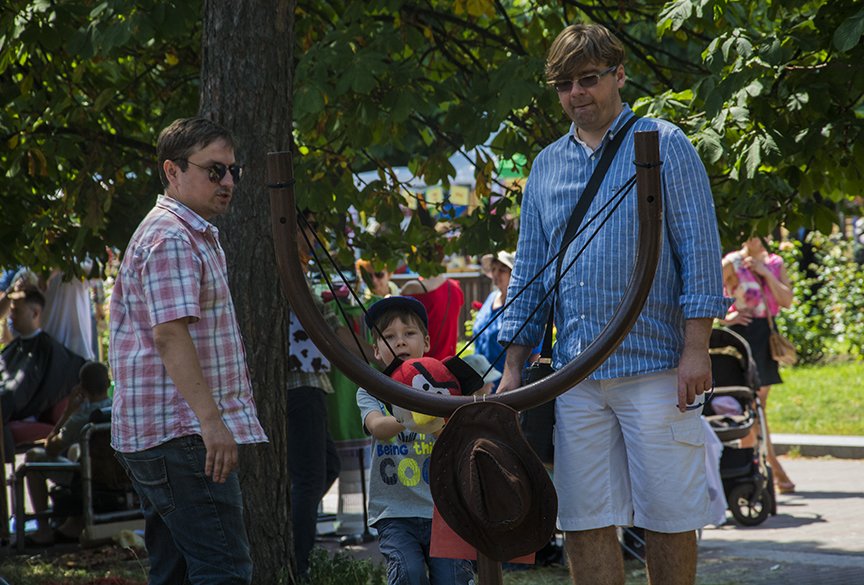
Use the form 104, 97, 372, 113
705, 327, 777, 526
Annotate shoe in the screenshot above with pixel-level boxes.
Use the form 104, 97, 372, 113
776, 480, 796, 494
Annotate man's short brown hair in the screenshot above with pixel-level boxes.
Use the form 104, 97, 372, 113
545, 24, 625, 85
156, 117, 235, 188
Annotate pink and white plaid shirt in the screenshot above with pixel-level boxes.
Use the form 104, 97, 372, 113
109, 195, 268, 452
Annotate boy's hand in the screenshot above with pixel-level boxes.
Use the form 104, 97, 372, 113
392, 406, 445, 434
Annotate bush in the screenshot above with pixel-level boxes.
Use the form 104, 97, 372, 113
775, 232, 864, 363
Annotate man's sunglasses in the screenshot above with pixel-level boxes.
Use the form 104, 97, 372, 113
553, 65, 618, 93
177, 159, 243, 184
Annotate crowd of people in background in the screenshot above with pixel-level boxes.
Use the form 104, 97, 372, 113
0, 271, 97, 460
0, 265, 115, 551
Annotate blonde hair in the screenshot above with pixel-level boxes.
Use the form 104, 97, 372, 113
545, 24, 625, 84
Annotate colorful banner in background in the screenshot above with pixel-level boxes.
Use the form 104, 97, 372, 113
425, 186, 444, 204
448, 185, 470, 206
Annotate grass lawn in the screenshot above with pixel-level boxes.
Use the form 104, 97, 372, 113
0, 544, 147, 584
503, 560, 648, 584
769, 360, 864, 435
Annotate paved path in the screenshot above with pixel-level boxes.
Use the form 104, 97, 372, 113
697, 456, 864, 585
322, 456, 864, 584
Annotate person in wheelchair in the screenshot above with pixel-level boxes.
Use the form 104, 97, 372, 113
24, 361, 112, 545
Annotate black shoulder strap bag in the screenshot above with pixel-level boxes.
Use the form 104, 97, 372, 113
520, 114, 640, 465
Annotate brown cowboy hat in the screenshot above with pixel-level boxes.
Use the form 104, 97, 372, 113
430, 401, 557, 561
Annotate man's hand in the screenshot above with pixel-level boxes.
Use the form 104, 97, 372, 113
677, 345, 712, 412
154, 319, 239, 483
678, 319, 713, 412
200, 417, 238, 483
496, 365, 522, 394
497, 344, 534, 393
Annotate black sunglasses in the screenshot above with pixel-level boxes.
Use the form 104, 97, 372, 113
553, 65, 618, 93
177, 159, 243, 184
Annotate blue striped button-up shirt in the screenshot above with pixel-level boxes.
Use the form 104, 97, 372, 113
498, 105, 729, 380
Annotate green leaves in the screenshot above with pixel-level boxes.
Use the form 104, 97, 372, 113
3, 0, 864, 274
779, 232, 864, 362
834, 9, 864, 52
744, 136, 761, 178
658, 0, 696, 35
290, 0, 557, 269
695, 127, 724, 164
0, 0, 200, 271
669, 0, 864, 246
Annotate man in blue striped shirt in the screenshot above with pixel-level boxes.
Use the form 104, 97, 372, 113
497, 24, 729, 585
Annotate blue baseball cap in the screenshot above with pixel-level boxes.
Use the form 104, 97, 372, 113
364, 295, 428, 330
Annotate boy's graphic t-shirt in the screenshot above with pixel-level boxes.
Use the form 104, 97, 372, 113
356, 388, 436, 526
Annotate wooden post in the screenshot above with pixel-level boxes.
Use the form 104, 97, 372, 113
477, 552, 504, 585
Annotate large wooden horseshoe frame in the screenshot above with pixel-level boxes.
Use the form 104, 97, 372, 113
267, 131, 663, 418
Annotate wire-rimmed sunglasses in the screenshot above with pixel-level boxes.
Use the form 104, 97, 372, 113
176, 159, 243, 184
553, 65, 618, 93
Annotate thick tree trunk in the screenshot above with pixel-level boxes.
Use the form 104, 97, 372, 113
200, 1, 296, 583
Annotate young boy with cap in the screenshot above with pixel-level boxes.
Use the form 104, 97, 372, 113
356, 296, 474, 585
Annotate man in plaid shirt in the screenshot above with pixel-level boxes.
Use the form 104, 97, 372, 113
109, 117, 267, 585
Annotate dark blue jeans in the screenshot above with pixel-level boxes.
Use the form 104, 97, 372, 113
116, 435, 253, 585
286, 385, 341, 578
376, 517, 475, 585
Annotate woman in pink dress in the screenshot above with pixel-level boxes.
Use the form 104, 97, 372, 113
721, 236, 796, 493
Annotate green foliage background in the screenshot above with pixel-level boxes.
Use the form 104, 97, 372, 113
1, 0, 201, 275
773, 360, 864, 435
2, 0, 863, 275
776, 232, 864, 363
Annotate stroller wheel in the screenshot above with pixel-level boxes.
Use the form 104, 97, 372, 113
728, 482, 771, 526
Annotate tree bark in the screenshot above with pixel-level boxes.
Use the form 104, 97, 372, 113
200, 1, 296, 582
